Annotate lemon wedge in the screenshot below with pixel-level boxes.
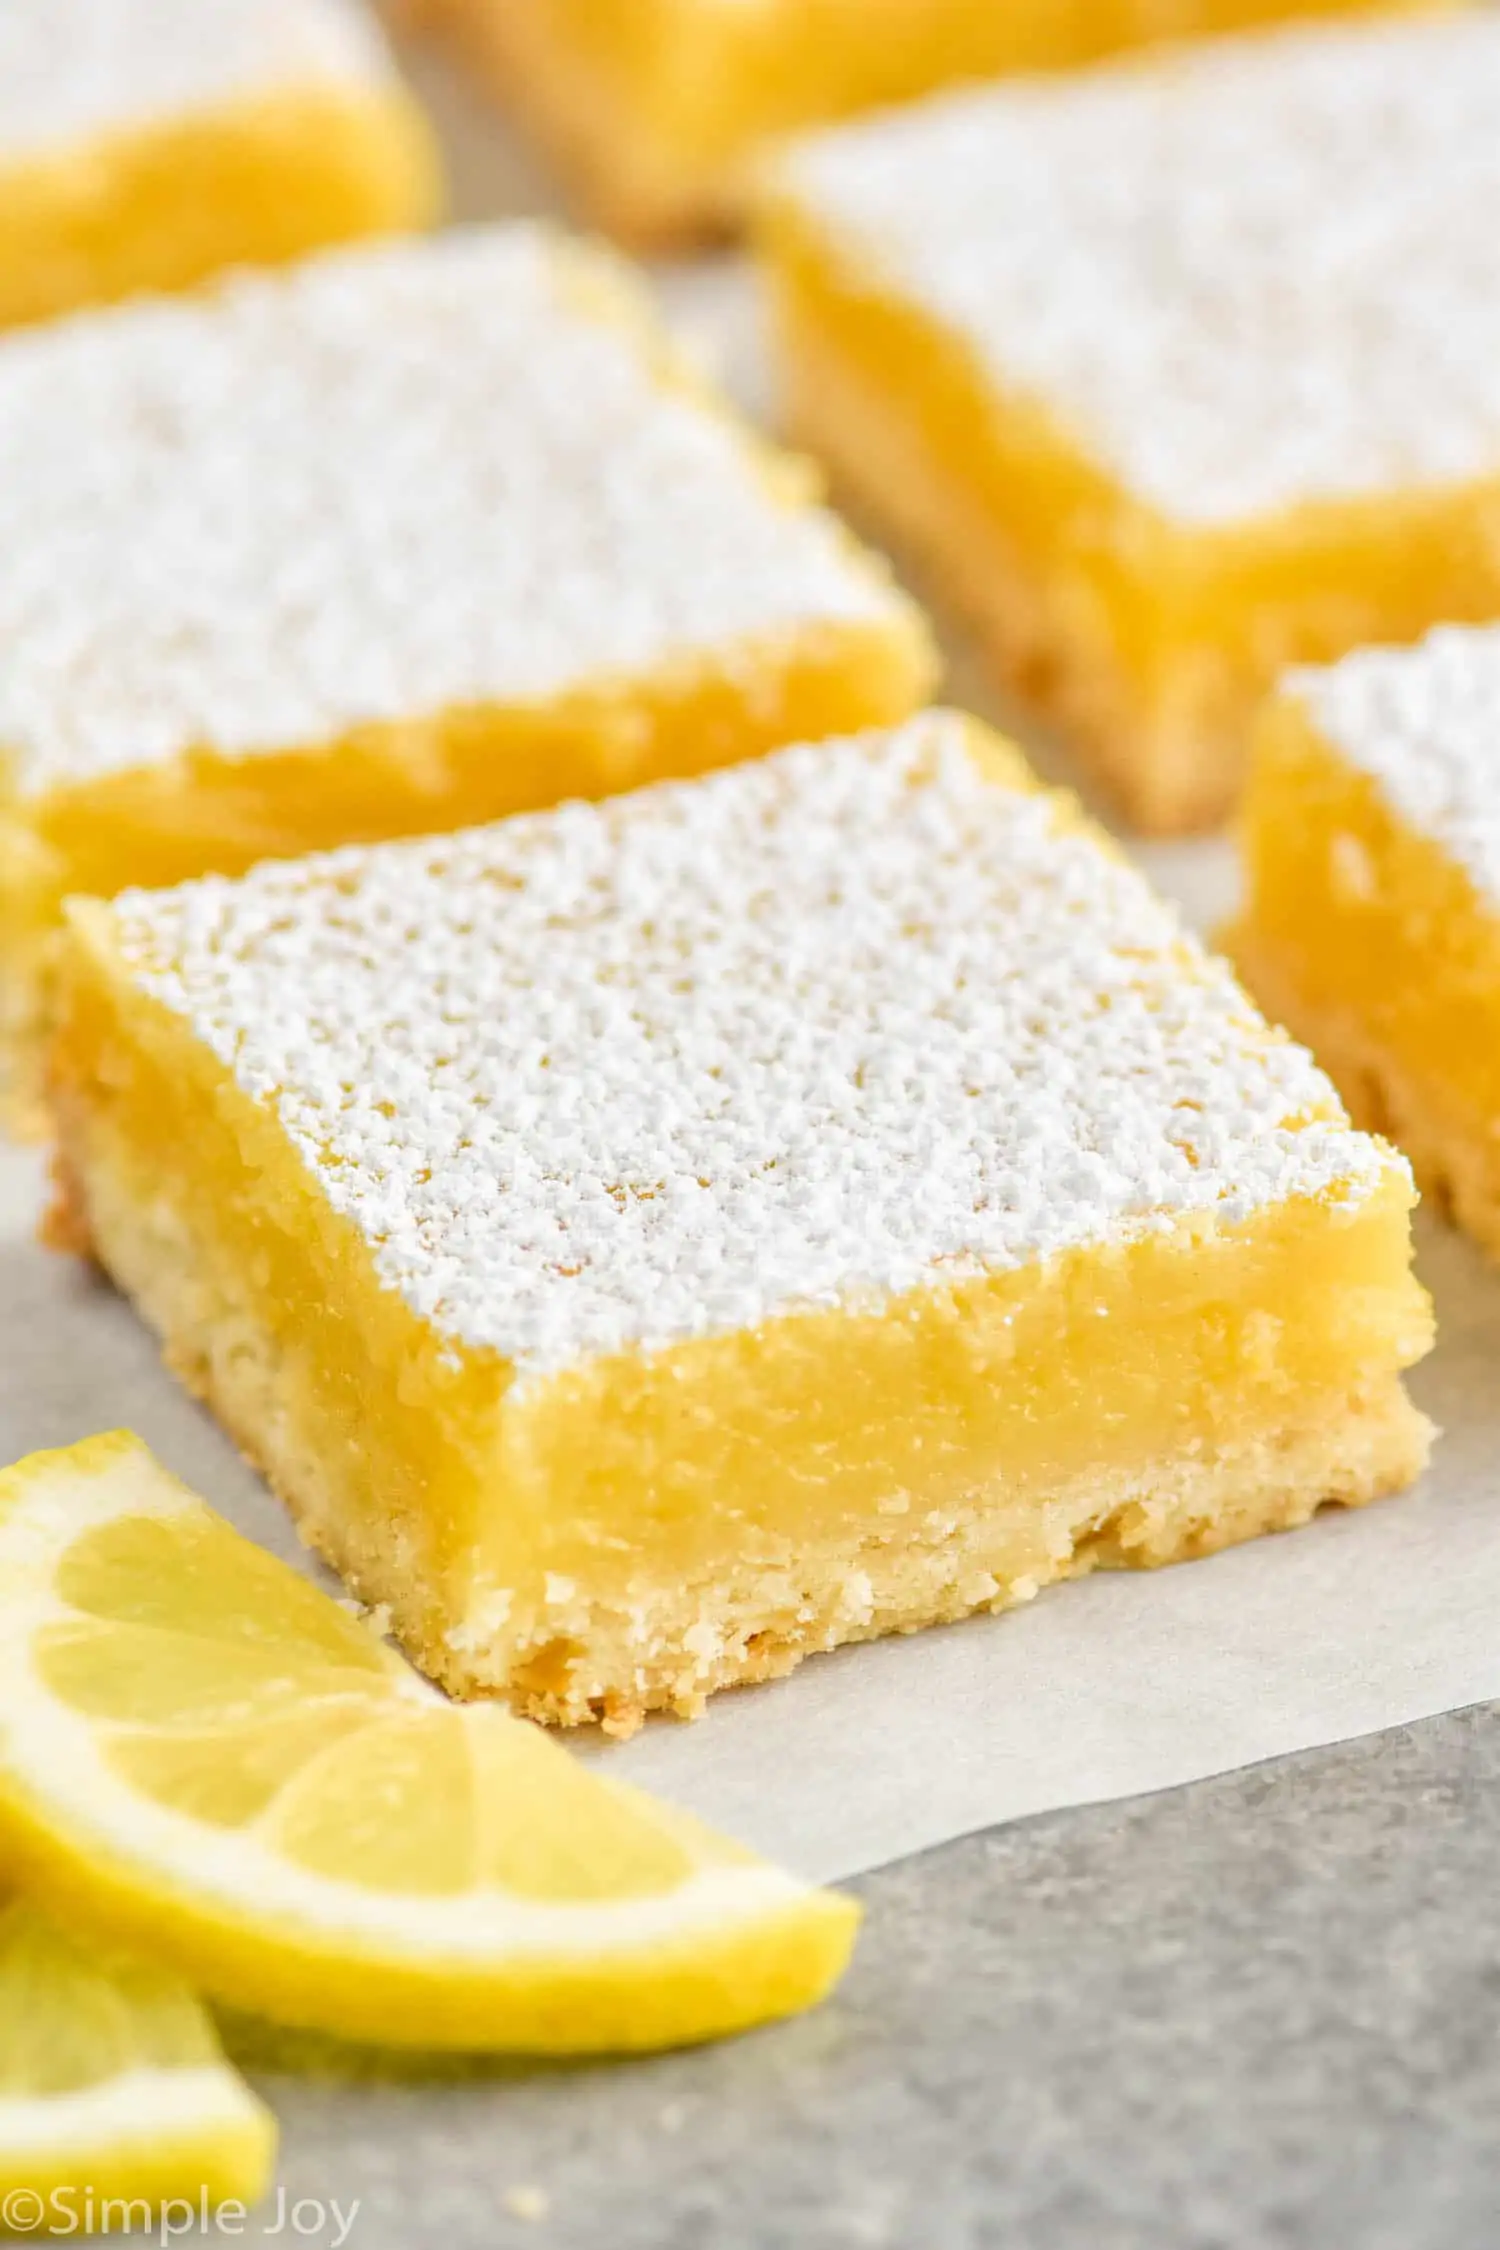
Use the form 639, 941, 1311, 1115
0, 1434, 858, 2053
0, 1893, 274, 2221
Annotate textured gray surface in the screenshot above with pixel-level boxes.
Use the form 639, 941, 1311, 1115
241, 1708, 1500, 2250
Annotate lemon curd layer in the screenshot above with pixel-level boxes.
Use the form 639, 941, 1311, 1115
760, 15, 1500, 836
431, 0, 1421, 246
1231, 625, 1500, 1261
48, 715, 1432, 1730
0, 0, 439, 332
0, 224, 932, 1132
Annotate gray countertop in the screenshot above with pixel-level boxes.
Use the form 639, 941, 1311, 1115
244, 1708, 1500, 2250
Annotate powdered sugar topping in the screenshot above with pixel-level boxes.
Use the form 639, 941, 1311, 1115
776, 14, 1500, 525
0, 226, 904, 796
1291, 625, 1500, 908
0, 0, 395, 160
109, 716, 1393, 1378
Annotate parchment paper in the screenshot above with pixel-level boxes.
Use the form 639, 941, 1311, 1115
2, 38, 1496, 1889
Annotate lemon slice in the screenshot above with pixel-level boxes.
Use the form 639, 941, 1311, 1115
0, 1894, 274, 2219
0, 1434, 858, 2053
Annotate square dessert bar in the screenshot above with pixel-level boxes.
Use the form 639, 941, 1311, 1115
1232, 625, 1500, 1262
427, 0, 1416, 247
49, 713, 1433, 1732
0, 0, 439, 331
0, 223, 932, 1130
761, 14, 1500, 835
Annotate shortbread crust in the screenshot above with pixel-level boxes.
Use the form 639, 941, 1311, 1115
49, 714, 1433, 1725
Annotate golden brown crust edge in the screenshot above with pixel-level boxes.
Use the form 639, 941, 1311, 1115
50, 1092, 1432, 1736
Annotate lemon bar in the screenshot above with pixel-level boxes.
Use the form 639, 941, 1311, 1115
761, 14, 1500, 836
0, 0, 439, 332
427, 0, 1415, 247
48, 712, 1433, 1731
1231, 625, 1500, 1261
0, 225, 932, 1132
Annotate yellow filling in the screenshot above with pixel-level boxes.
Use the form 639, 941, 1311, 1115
455, 0, 1425, 241
0, 83, 440, 333
759, 212, 1500, 832
1230, 695, 1500, 1233
51, 899, 1432, 1727
1, 621, 931, 1132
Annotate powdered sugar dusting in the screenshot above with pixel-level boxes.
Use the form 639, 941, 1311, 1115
0, 0, 395, 161
0, 225, 904, 797
1291, 624, 1500, 909
107, 716, 1394, 1378
775, 14, 1500, 525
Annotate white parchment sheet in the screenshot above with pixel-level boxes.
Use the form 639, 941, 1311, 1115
3, 1142, 1496, 1887
2, 41, 1497, 1890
